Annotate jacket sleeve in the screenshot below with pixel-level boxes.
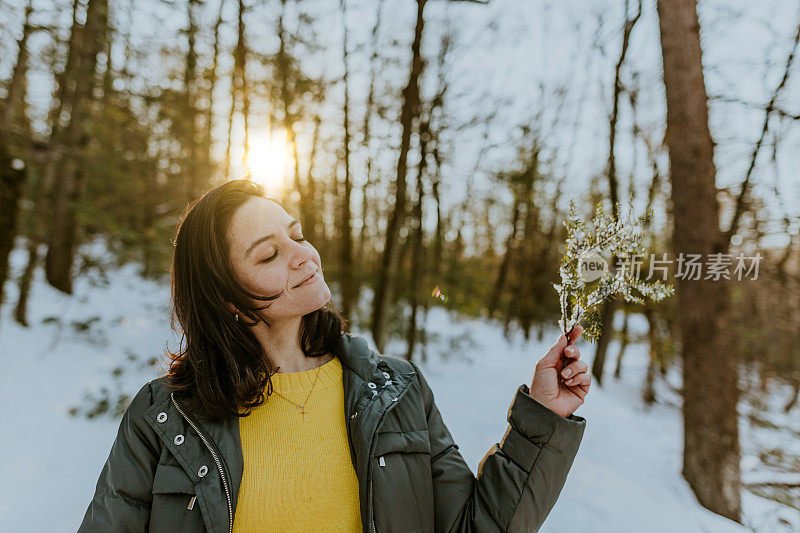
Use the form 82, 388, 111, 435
78, 381, 161, 532
410, 362, 586, 533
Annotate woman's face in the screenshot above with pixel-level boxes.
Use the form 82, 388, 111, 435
225, 196, 330, 322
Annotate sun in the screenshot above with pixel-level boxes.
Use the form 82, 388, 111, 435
244, 130, 293, 193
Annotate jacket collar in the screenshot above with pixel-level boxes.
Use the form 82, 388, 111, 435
337, 331, 382, 382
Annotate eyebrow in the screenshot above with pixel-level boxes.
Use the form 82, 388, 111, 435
244, 219, 301, 258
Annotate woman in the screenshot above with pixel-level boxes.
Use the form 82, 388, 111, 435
78, 179, 590, 533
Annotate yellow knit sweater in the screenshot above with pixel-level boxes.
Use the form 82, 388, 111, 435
232, 355, 362, 532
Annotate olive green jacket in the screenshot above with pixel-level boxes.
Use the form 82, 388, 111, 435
78, 332, 586, 533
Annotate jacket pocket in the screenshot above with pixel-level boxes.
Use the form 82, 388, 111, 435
373, 430, 434, 532
374, 429, 431, 456
150, 464, 205, 533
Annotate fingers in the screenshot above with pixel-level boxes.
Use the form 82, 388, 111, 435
567, 324, 583, 345
558, 350, 582, 384
538, 324, 584, 368
563, 344, 580, 362
560, 360, 587, 380
564, 371, 591, 391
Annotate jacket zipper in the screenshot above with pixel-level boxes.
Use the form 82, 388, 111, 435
171, 393, 233, 533
367, 371, 416, 533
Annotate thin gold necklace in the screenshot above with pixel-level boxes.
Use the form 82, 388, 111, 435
271, 357, 328, 420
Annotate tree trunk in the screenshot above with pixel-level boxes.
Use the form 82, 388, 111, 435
357, 0, 384, 275
13, 239, 41, 327
276, 0, 298, 201
427, 27, 451, 287
182, 0, 200, 204
613, 310, 630, 379
515, 155, 541, 336
657, 0, 741, 521
236, 0, 250, 175
592, 0, 641, 383
45, 0, 109, 294
0, 0, 34, 145
0, 151, 26, 312
406, 115, 429, 363
300, 115, 321, 246
338, 0, 355, 323
0, 0, 34, 312
784, 374, 800, 413
642, 308, 659, 404
489, 198, 522, 317
203, 0, 225, 179
591, 298, 618, 385
225, 0, 248, 181
371, 0, 426, 352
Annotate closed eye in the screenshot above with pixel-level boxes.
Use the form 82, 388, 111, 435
259, 238, 307, 264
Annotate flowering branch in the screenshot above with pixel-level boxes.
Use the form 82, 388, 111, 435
553, 201, 675, 343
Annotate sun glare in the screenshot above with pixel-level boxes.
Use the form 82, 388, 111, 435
244, 130, 293, 193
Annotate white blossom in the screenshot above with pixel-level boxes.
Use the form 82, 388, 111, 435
553, 201, 675, 343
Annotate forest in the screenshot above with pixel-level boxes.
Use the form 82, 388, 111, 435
1, 0, 799, 530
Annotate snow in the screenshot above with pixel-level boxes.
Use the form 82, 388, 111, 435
0, 238, 797, 532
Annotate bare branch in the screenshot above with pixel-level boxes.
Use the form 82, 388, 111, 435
709, 94, 800, 120
724, 20, 800, 251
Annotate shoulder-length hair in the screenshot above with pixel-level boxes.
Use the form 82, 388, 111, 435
166, 179, 348, 422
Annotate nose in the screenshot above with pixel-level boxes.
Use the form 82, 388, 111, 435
289, 239, 314, 269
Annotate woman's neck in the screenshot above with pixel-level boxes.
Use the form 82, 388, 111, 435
249, 315, 332, 373
272, 351, 334, 373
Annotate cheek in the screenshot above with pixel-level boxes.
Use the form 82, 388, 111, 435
311, 248, 322, 266
242, 264, 284, 292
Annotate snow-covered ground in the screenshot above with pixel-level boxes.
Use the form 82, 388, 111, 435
0, 239, 797, 532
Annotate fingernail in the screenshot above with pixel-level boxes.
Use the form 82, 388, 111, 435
562, 368, 572, 377
566, 347, 574, 355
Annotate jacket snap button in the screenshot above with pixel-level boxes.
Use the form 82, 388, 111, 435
372, 390, 378, 397
156, 412, 168, 423
350, 411, 358, 419
174, 434, 185, 446
392, 397, 398, 402
367, 382, 377, 389
382, 371, 390, 379
198, 465, 208, 478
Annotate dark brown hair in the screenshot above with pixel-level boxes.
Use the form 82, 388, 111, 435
166, 179, 347, 421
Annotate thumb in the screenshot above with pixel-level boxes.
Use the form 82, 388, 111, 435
538, 324, 583, 368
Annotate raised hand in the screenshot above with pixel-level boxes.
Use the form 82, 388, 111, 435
529, 324, 591, 418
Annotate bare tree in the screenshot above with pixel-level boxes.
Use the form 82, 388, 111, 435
180, 0, 201, 204
405, 110, 430, 362
300, 114, 322, 247
489, 191, 523, 318
0, 0, 35, 313
356, 0, 384, 272
338, 0, 355, 322
657, 0, 741, 520
44, 0, 110, 294
12, 0, 83, 324
202, 0, 227, 180
723, 20, 800, 251
591, 0, 642, 386
225, 0, 250, 180
371, 0, 427, 352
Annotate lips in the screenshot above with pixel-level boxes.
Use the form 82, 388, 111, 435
293, 268, 318, 288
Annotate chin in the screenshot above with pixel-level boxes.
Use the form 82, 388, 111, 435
299, 284, 331, 312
